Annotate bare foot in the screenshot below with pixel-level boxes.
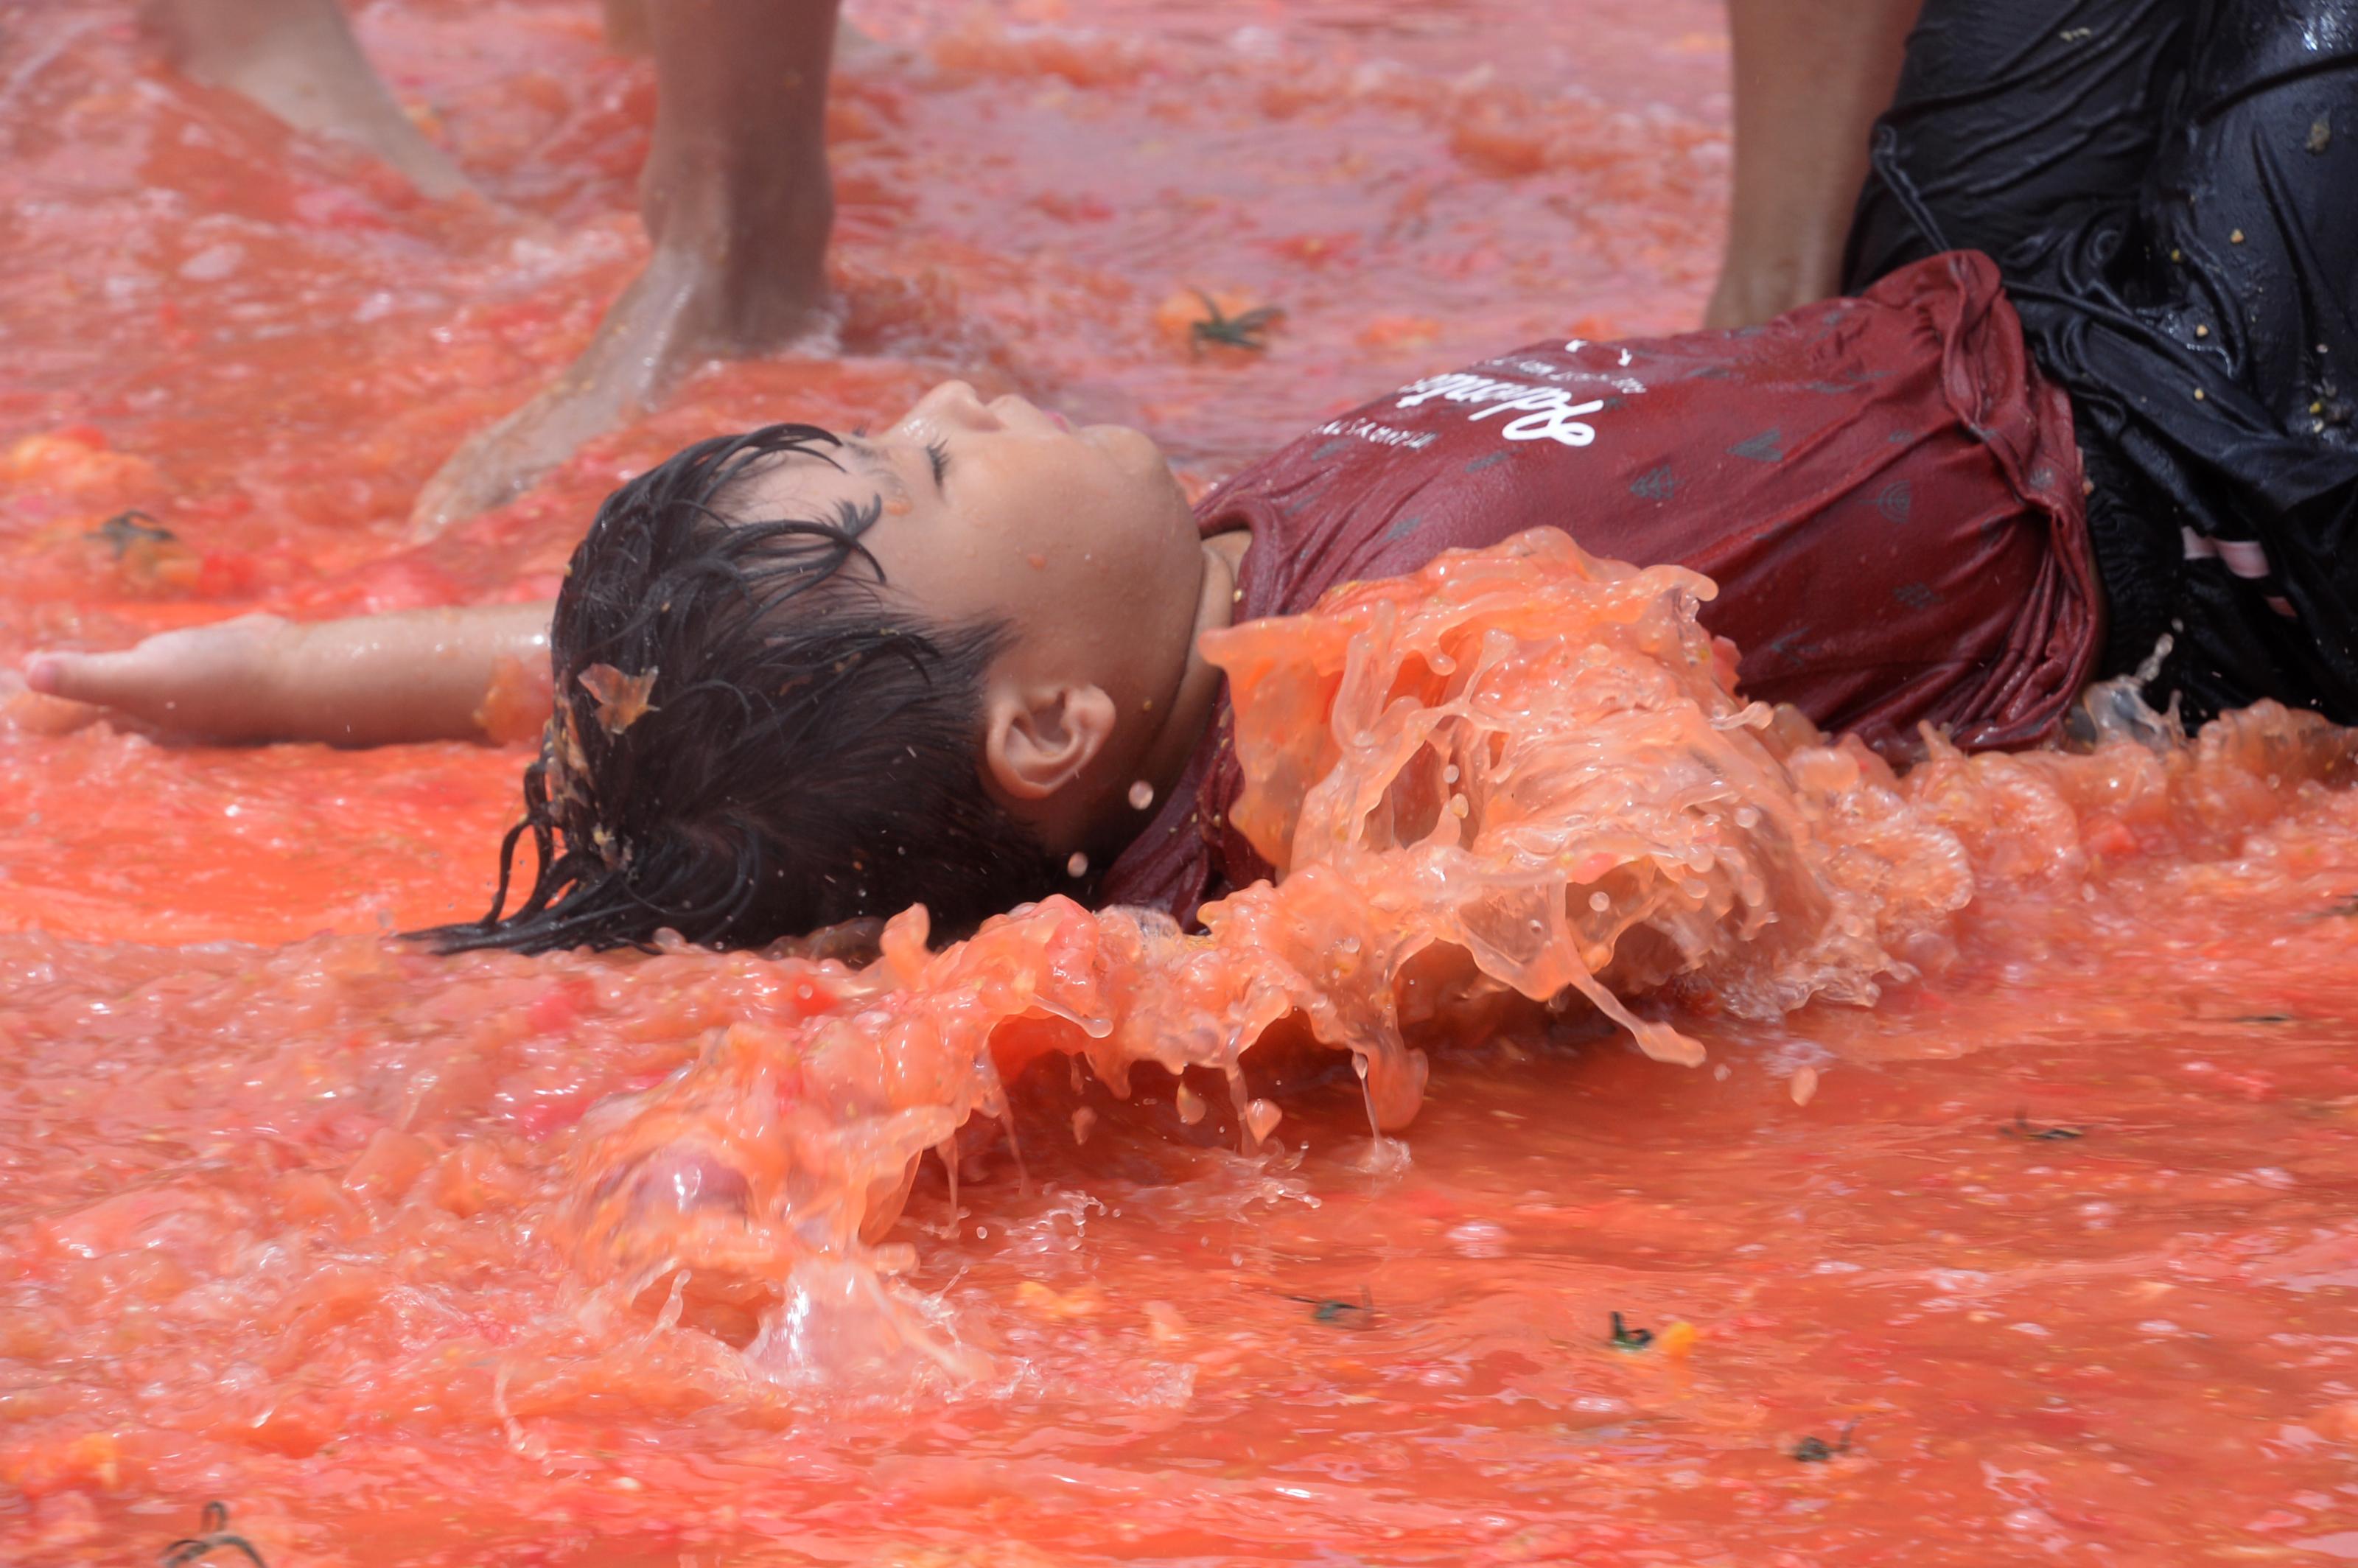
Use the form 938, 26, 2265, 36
407, 243, 833, 537
408, 0, 843, 537
411, 0, 843, 536
147, 0, 475, 200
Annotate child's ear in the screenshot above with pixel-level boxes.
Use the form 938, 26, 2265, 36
983, 682, 1118, 802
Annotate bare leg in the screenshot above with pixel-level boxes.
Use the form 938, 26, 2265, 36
1701, 0, 1922, 329
410, 0, 841, 536
606, 0, 878, 64
601, 0, 652, 57
146, 0, 473, 200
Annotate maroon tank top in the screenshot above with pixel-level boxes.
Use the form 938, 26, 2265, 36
1100, 251, 2097, 923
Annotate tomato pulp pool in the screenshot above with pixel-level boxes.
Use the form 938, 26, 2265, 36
8, 4, 2358, 1565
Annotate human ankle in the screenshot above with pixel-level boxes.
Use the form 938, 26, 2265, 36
640, 164, 832, 346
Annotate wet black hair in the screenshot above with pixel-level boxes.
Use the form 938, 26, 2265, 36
422, 423, 1063, 956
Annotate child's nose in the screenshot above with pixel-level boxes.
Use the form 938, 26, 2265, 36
918, 379, 1003, 432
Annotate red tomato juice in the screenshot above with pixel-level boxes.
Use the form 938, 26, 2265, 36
7, 4, 2358, 1566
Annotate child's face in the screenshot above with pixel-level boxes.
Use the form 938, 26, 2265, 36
737, 380, 1212, 843
738, 379, 1200, 654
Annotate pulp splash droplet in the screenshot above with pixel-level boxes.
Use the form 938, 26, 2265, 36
1174, 1080, 1206, 1124
1791, 1065, 1820, 1107
1071, 1107, 1096, 1145
1348, 1052, 1405, 1167
1244, 1099, 1284, 1145
1224, 1065, 1254, 1147
1127, 780, 1155, 811
1000, 1110, 1029, 1189
1144, 1301, 1188, 1343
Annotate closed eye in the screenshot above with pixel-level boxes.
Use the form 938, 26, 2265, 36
925, 438, 951, 489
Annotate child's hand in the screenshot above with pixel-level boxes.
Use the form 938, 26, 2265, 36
19, 613, 295, 741
17, 601, 552, 747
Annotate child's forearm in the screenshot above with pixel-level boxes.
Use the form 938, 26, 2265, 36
23, 601, 556, 746
270, 602, 556, 745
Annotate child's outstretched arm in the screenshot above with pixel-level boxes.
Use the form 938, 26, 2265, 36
21, 602, 554, 746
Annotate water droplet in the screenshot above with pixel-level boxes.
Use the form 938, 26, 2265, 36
1127, 779, 1155, 811
1589, 890, 1612, 913
1066, 851, 1089, 878
1443, 764, 1460, 784
1735, 805, 1760, 829
1174, 1081, 1206, 1124
1071, 1107, 1096, 1145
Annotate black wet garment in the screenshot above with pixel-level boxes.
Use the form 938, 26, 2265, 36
1846, 0, 2358, 725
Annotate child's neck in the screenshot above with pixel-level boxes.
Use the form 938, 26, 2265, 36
1119, 531, 1249, 836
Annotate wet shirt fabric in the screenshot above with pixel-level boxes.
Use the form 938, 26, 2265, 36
1844, 0, 2358, 726
1101, 249, 2097, 922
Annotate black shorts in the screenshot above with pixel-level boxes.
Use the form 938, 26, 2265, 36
1844, 0, 2358, 725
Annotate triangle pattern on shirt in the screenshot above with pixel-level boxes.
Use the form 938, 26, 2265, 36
1628, 463, 1676, 500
